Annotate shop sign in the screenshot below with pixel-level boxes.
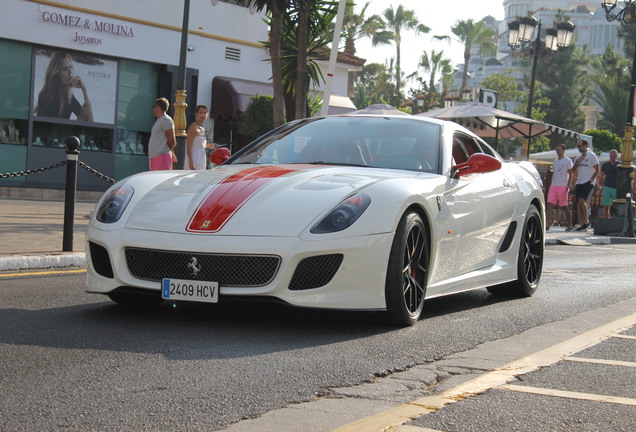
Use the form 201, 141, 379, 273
39, 8, 135, 46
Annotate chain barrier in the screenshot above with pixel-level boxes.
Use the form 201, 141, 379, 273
0, 158, 116, 184
78, 161, 116, 184
0, 160, 68, 179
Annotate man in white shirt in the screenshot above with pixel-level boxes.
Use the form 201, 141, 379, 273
570, 139, 600, 231
148, 97, 176, 170
546, 145, 574, 231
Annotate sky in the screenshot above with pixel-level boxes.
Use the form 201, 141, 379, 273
353, 0, 505, 83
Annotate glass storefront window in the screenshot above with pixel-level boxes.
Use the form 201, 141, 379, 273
32, 121, 112, 152
0, 39, 31, 119
117, 59, 158, 132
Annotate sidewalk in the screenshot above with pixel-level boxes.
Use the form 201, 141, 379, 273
2, 197, 636, 271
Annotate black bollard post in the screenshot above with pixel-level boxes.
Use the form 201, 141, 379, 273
626, 193, 635, 238
63, 136, 80, 251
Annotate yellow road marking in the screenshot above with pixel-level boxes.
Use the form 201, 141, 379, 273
333, 312, 636, 432
501, 384, 636, 406
564, 356, 636, 368
0, 269, 86, 278
613, 334, 636, 340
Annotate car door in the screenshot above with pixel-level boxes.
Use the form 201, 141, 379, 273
440, 133, 517, 285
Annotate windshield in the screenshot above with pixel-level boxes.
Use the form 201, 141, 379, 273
231, 116, 442, 173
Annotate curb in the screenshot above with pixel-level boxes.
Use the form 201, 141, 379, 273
0, 253, 86, 271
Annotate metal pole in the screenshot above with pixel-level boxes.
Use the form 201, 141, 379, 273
522, 23, 541, 161
173, 0, 191, 169
616, 42, 636, 237
63, 136, 80, 252
319, 0, 347, 117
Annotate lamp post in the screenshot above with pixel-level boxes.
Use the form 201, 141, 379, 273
173, 0, 191, 169
601, 0, 636, 237
507, 12, 575, 159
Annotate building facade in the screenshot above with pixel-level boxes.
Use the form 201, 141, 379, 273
0, 0, 357, 192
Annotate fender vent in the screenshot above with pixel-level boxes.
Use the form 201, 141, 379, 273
499, 221, 517, 253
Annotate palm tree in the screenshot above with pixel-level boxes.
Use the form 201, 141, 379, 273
591, 45, 631, 135
381, 5, 430, 98
418, 49, 452, 97
341, 1, 392, 56
248, 0, 289, 127
340, 2, 392, 98
451, 19, 497, 91
284, 0, 336, 120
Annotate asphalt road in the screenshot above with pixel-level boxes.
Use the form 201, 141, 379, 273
1, 244, 635, 431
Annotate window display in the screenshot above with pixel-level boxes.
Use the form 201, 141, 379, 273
0, 118, 26, 145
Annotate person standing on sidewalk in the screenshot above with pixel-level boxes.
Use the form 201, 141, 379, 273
596, 149, 620, 218
546, 145, 574, 231
570, 139, 599, 231
148, 97, 176, 170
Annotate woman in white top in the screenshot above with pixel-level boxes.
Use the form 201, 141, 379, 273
185, 105, 217, 170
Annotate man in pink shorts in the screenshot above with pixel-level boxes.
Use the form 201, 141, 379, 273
546, 145, 574, 231
148, 97, 176, 170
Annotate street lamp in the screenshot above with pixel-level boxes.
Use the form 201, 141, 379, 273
601, 0, 636, 237
173, 0, 191, 169
415, 93, 425, 113
508, 12, 575, 159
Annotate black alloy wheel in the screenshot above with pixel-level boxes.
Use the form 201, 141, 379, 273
384, 212, 429, 326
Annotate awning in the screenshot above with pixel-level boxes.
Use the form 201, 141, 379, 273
210, 76, 273, 118
211, 76, 357, 117
417, 102, 581, 147
326, 94, 357, 114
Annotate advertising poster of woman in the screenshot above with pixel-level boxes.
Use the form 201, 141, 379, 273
33, 48, 117, 124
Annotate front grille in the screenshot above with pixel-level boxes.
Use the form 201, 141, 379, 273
289, 254, 343, 291
125, 248, 280, 287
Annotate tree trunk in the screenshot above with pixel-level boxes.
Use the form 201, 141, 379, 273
270, 3, 286, 126
295, 3, 310, 120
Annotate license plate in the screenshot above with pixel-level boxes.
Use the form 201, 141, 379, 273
161, 278, 219, 303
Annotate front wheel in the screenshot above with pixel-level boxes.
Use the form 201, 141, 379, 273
384, 212, 429, 326
488, 203, 544, 297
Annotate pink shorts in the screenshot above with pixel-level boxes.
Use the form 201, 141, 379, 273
547, 185, 569, 206
149, 154, 173, 171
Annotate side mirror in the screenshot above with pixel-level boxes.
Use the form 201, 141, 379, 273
453, 153, 502, 177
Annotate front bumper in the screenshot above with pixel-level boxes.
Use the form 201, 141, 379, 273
86, 226, 395, 310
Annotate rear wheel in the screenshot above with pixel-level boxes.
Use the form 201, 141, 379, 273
384, 212, 429, 326
488, 203, 543, 297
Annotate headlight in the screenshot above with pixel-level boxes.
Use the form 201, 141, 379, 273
311, 193, 371, 234
95, 184, 134, 223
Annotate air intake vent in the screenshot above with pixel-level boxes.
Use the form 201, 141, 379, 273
289, 254, 343, 290
225, 47, 240, 61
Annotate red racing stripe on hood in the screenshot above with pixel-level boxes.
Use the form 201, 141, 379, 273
186, 166, 299, 232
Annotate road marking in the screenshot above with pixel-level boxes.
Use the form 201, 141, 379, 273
613, 334, 636, 340
333, 312, 636, 432
564, 356, 636, 368
500, 384, 636, 406
0, 269, 86, 278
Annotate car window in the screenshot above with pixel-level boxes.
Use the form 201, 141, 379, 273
452, 133, 484, 164
231, 117, 442, 172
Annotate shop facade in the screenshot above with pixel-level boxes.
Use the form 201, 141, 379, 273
1, 0, 356, 193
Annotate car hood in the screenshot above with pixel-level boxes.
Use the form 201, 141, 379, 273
125, 164, 416, 236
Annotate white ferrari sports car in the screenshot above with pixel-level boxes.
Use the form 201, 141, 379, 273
86, 114, 545, 326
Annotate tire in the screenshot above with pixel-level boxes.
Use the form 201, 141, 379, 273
384, 212, 429, 326
488, 204, 544, 297
107, 291, 164, 307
